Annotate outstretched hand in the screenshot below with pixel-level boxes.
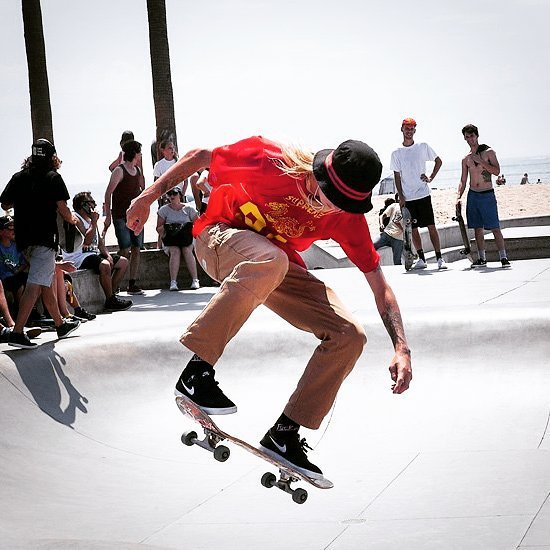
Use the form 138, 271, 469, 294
126, 195, 151, 236
388, 350, 412, 394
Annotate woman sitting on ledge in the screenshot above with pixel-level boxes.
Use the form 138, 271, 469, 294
157, 186, 199, 291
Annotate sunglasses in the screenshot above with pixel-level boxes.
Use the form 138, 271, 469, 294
166, 190, 180, 196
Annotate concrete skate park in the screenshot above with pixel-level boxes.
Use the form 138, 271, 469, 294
1, 231, 549, 548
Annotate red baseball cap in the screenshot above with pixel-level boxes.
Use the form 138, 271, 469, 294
402, 117, 417, 127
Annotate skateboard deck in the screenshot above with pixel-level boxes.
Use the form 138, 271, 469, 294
452, 203, 474, 263
401, 206, 416, 270
176, 395, 333, 504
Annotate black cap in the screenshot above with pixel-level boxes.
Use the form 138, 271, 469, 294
31, 138, 56, 164
0, 215, 14, 229
312, 140, 382, 213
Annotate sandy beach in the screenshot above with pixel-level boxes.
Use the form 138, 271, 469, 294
103, 183, 550, 248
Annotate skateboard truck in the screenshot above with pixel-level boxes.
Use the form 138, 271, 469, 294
261, 471, 308, 504
176, 395, 332, 503
181, 429, 231, 462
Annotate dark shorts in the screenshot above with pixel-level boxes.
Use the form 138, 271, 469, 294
80, 253, 121, 274
405, 195, 435, 228
114, 218, 144, 250
2, 271, 28, 294
466, 189, 500, 230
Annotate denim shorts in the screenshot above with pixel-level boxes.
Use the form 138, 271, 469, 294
114, 218, 144, 250
466, 189, 500, 230
23, 245, 56, 287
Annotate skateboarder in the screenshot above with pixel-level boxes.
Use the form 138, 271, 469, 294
127, 136, 412, 479
391, 118, 447, 270
457, 124, 510, 268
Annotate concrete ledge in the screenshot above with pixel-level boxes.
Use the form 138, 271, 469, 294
301, 215, 550, 269
71, 249, 217, 312
70, 269, 105, 314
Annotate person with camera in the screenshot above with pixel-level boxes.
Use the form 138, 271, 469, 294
156, 186, 199, 291
62, 192, 132, 311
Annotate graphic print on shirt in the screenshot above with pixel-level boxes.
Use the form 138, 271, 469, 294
238, 197, 319, 244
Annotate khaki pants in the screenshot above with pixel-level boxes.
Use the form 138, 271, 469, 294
180, 223, 367, 429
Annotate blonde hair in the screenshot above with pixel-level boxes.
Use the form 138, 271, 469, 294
274, 144, 315, 179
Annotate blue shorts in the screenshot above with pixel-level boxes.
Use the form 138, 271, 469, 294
466, 189, 500, 230
114, 218, 144, 250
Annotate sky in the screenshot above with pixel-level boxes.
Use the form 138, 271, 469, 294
1, 0, 549, 197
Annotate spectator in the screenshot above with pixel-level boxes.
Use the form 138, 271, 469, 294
0, 279, 41, 342
104, 140, 145, 295
157, 186, 199, 291
0, 215, 28, 311
193, 169, 211, 214
108, 130, 143, 174
153, 140, 187, 194
520, 173, 529, 185
457, 124, 510, 268
52, 259, 96, 322
0, 279, 16, 331
391, 117, 447, 270
0, 139, 80, 349
496, 174, 506, 186
373, 196, 404, 265
153, 140, 184, 245
63, 192, 132, 311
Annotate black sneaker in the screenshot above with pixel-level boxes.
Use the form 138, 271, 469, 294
127, 284, 144, 295
8, 331, 38, 349
471, 258, 487, 268
65, 314, 87, 323
74, 306, 96, 321
175, 360, 237, 415
260, 428, 323, 479
501, 258, 511, 268
104, 295, 132, 312
56, 319, 80, 339
0, 327, 11, 343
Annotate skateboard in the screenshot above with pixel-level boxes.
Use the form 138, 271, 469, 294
175, 395, 333, 504
401, 206, 416, 270
452, 203, 474, 263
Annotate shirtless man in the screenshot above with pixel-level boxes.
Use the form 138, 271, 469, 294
457, 124, 510, 268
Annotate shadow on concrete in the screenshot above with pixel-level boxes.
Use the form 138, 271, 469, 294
4, 343, 88, 427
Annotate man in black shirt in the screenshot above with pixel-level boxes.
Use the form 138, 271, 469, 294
1, 139, 81, 348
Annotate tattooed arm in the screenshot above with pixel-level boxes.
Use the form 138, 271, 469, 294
364, 265, 412, 394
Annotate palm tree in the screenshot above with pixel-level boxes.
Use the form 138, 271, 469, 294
146, 0, 178, 164
22, 0, 54, 142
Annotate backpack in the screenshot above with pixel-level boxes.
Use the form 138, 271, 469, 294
56, 213, 84, 253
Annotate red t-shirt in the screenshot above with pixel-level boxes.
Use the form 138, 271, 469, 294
194, 136, 379, 273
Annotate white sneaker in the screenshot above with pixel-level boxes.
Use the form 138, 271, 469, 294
190, 279, 200, 290
413, 258, 427, 270
437, 258, 448, 270
169, 280, 179, 291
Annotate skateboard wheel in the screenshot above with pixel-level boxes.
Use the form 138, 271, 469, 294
292, 488, 308, 504
213, 445, 230, 462
181, 430, 197, 446
261, 472, 277, 488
